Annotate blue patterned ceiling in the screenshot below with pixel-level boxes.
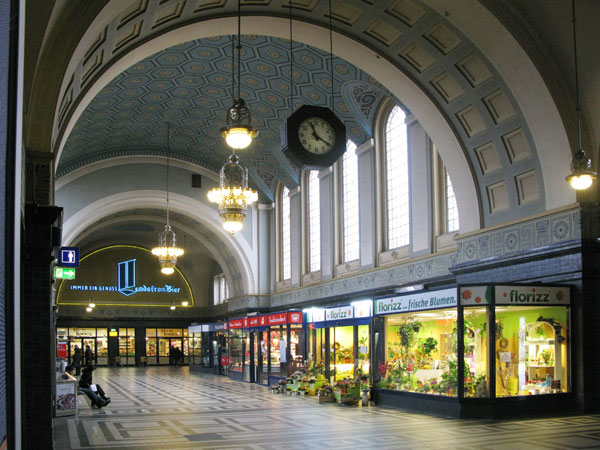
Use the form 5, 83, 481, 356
57, 35, 385, 198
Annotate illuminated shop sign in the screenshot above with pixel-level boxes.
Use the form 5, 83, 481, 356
229, 319, 244, 329
495, 285, 570, 305
306, 308, 325, 323
325, 306, 354, 321
69, 258, 181, 297
56, 245, 193, 307
460, 286, 491, 306
375, 287, 458, 315
248, 317, 260, 327
268, 313, 287, 325
288, 311, 303, 324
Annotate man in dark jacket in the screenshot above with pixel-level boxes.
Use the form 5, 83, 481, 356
85, 345, 93, 367
72, 346, 82, 375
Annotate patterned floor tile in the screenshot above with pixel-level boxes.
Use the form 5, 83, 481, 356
53, 367, 600, 449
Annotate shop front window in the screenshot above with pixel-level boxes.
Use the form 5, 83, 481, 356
269, 327, 282, 377
158, 339, 170, 356
463, 308, 489, 397
289, 325, 303, 373
495, 305, 569, 397
230, 329, 243, 373
146, 328, 157, 357
330, 326, 354, 381
382, 308, 457, 396
357, 325, 370, 377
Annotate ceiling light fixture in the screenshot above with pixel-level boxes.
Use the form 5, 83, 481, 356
181, 300, 189, 307
566, 0, 596, 190
220, 0, 257, 150
152, 123, 184, 274
207, 153, 258, 233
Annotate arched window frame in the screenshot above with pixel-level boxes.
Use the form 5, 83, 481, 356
213, 273, 228, 305
432, 143, 460, 251
375, 100, 413, 265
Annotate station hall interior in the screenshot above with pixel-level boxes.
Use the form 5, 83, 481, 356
1, 0, 600, 448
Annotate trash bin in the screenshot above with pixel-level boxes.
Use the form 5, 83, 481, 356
55, 377, 78, 417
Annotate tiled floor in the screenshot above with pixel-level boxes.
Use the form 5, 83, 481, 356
54, 367, 600, 449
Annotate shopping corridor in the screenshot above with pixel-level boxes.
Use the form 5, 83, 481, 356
53, 367, 600, 450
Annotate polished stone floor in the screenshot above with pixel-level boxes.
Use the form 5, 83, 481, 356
53, 367, 600, 449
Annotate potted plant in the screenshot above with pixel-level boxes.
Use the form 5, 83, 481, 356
398, 320, 422, 347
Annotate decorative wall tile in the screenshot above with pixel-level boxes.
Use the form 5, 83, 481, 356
365, 19, 402, 47
399, 43, 436, 73
475, 142, 501, 174
515, 170, 540, 205
456, 206, 582, 264
483, 89, 516, 124
423, 23, 462, 55
487, 181, 509, 213
456, 105, 486, 137
455, 53, 493, 87
430, 71, 464, 103
503, 128, 531, 163
386, 0, 426, 26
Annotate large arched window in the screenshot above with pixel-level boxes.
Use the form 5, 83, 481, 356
281, 186, 291, 280
308, 170, 320, 272
213, 273, 228, 305
342, 140, 360, 262
445, 169, 459, 233
385, 105, 410, 249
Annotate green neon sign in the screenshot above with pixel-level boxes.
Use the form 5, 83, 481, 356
54, 267, 76, 279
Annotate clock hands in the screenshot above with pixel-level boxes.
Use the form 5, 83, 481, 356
309, 121, 332, 147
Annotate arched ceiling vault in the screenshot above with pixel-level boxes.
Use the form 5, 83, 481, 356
28, 0, 594, 242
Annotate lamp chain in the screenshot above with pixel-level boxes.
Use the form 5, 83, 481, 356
329, 0, 334, 113
237, 0, 242, 100
166, 122, 170, 226
289, 0, 293, 112
571, 0, 582, 151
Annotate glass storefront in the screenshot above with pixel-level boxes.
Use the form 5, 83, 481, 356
375, 285, 571, 406
495, 305, 569, 396
64, 327, 108, 366
118, 328, 135, 366
145, 328, 189, 365
381, 308, 457, 396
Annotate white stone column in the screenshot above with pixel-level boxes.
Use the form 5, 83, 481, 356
289, 187, 302, 287
408, 122, 432, 256
319, 167, 334, 280
357, 139, 376, 269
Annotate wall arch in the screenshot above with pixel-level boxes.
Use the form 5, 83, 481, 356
61, 190, 256, 296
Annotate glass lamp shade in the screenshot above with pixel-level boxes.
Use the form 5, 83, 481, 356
86, 307, 92, 312
88, 302, 96, 308
170, 304, 176, 310
207, 154, 258, 233
566, 149, 596, 190
152, 225, 184, 275
181, 300, 189, 306
220, 98, 258, 150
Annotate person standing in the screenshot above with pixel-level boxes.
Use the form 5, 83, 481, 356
84, 345, 93, 367
72, 345, 82, 376
169, 345, 175, 366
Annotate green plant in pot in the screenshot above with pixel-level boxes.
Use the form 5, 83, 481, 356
397, 320, 423, 348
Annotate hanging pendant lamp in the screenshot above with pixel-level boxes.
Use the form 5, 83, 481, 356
152, 123, 184, 274
566, 0, 596, 190
220, 0, 257, 150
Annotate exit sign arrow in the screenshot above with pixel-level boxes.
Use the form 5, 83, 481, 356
54, 267, 76, 280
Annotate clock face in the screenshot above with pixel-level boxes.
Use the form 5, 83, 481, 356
297, 117, 336, 155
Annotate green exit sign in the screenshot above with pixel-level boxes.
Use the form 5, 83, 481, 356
54, 267, 76, 279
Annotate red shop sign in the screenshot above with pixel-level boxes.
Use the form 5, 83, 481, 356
248, 317, 260, 327
229, 319, 244, 329
221, 356, 229, 366
267, 313, 287, 325
259, 316, 267, 326
57, 342, 68, 359
243, 318, 249, 328
288, 311, 303, 324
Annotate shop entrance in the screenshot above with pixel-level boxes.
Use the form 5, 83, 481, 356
69, 337, 97, 366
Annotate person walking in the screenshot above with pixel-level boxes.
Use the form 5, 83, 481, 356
84, 345, 93, 367
72, 345, 82, 375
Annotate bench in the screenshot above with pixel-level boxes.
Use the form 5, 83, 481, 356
77, 392, 93, 409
